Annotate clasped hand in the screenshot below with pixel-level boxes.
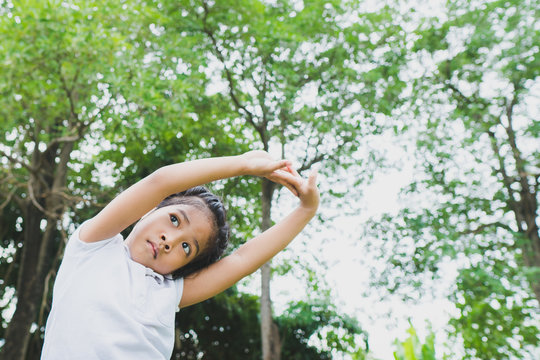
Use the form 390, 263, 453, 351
240, 150, 320, 213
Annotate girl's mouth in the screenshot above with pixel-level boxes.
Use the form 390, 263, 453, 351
147, 240, 157, 259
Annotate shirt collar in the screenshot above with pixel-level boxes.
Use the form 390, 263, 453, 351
145, 267, 165, 284
123, 242, 169, 284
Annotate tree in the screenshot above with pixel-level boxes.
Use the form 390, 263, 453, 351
156, 1, 408, 357
0, 1, 384, 358
277, 298, 367, 359
367, 0, 540, 358
393, 322, 436, 360
0, 0, 215, 357
172, 288, 263, 359
0, 2, 132, 358
172, 287, 367, 359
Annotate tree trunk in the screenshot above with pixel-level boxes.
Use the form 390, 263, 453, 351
501, 108, 540, 304
1, 204, 43, 360
526, 231, 540, 303
260, 178, 281, 360
515, 186, 540, 304
1, 141, 73, 360
487, 102, 540, 305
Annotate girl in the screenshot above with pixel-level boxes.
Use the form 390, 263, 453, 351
41, 150, 319, 359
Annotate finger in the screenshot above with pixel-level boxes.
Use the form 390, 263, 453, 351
281, 181, 299, 197
308, 166, 319, 188
287, 165, 300, 177
271, 159, 292, 172
271, 169, 303, 187
266, 175, 298, 196
268, 170, 298, 186
267, 171, 300, 196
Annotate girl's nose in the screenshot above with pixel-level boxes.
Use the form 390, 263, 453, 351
161, 235, 171, 251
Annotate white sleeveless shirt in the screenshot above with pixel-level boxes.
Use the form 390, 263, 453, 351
41, 223, 184, 359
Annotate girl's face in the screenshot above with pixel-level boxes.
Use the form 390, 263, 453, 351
125, 204, 213, 275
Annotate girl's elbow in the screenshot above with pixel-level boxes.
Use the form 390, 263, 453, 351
145, 167, 172, 193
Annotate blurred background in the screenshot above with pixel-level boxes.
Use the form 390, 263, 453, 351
0, 0, 539, 359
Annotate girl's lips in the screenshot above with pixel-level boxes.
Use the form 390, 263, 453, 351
147, 240, 157, 259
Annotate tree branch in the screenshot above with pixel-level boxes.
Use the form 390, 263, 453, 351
298, 134, 327, 172
26, 179, 59, 219
44, 134, 80, 155
259, 70, 270, 131
486, 129, 520, 228
200, 1, 267, 144
0, 149, 36, 174
38, 226, 67, 328
503, 94, 527, 183
42, 189, 87, 205
444, 80, 472, 105
298, 153, 326, 173
0, 243, 20, 302
0, 186, 18, 212
58, 56, 81, 123
459, 221, 513, 235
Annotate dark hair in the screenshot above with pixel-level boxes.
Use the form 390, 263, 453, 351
156, 186, 230, 279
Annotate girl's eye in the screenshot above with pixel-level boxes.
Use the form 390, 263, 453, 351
182, 242, 191, 255
170, 215, 179, 227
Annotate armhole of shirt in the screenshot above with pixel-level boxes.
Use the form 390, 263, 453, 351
175, 277, 184, 312
65, 221, 122, 257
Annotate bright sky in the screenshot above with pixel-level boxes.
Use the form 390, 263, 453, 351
236, 133, 463, 359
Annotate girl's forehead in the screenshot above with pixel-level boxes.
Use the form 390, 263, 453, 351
164, 203, 215, 235
150, 205, 209, 254
163, 201, 210, 219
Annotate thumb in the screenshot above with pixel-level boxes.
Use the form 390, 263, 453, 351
308, 165, 319, 187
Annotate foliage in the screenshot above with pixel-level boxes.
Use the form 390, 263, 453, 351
0, 0, 237, 357
0, 2, 153, 357
278, 298, 368, 359
152, 1, 409, 358
172, 287, 367, 359
156, 0, 409, 177
173, 288, 262, 359
367, 0, 540, 358
0, 0, 380, 358
450, 262, 539, 359
393, 322, 436, 360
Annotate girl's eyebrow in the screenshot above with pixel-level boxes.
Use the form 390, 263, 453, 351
175, 208, 200, 255
176, 209, 191, 224
192, 238, 200, 256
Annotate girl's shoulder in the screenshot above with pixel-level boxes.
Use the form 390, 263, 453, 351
64, 221, 124, 258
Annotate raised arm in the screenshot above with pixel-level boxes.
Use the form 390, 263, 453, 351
80, 151, 293, 243
180, 166, 319, 308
